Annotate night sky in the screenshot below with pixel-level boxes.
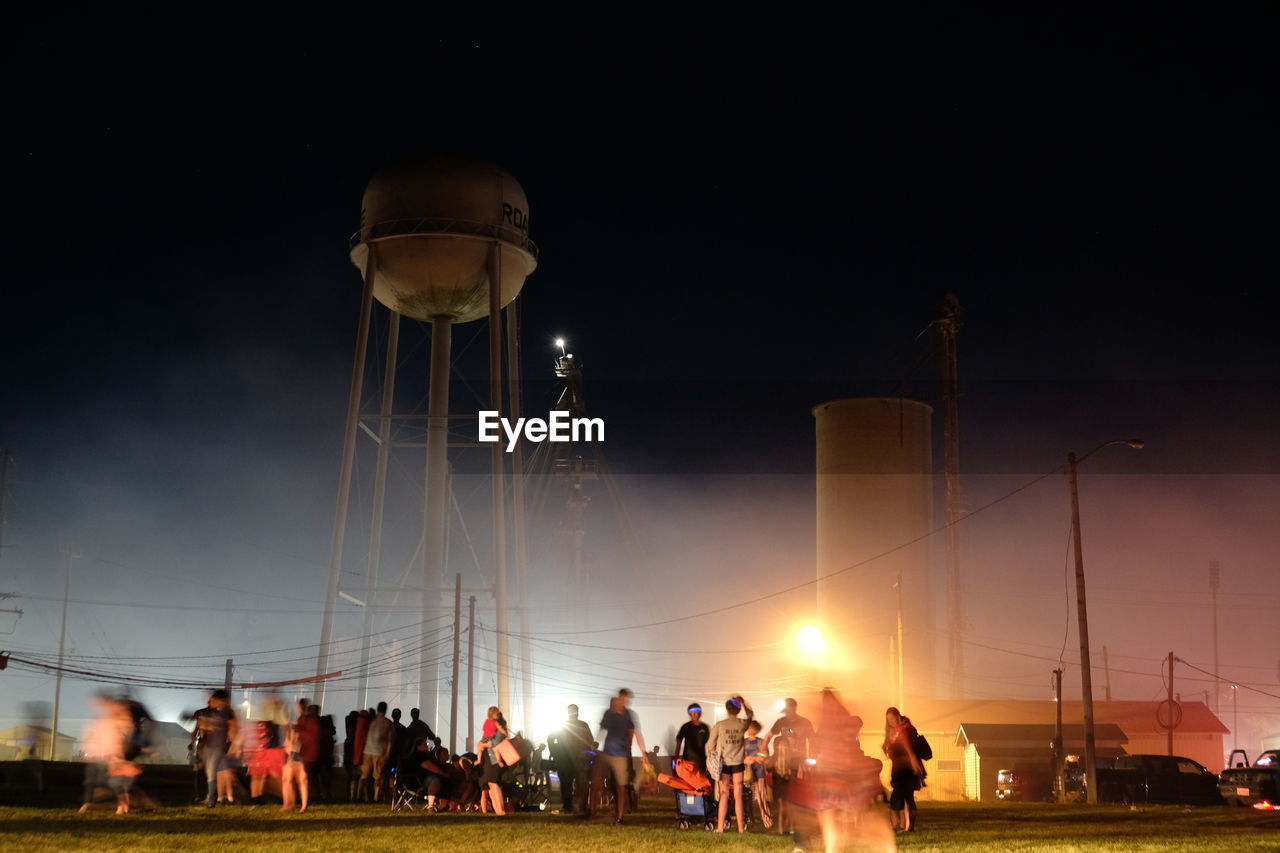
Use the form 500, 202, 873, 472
2, 8, 1278, 740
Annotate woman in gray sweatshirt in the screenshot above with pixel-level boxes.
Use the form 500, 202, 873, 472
707, 697, 749, 832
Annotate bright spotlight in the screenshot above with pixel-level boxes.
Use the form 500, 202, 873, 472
554, 337, 566, 356
796, 624, 829, 659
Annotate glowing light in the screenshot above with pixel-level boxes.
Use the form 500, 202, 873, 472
554, 337, 567, 357
775, 699, 787, 713
796, 624, 829, 659
1253, 801, 1280, 811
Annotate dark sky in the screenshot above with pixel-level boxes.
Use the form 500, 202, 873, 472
1, 7, 1278, 738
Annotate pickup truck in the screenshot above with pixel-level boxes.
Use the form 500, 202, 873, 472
1096, 754, 1223, 805
1219, 749, 1280, 807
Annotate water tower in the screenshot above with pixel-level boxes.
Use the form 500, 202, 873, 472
813, 397, 936, 705
314, 153, 537, 733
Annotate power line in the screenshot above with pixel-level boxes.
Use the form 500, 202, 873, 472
1175, 657, 1280, 702
514, 463, 1064, 636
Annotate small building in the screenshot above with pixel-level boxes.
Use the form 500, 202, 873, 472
0, 725, 76, 760
894, 698, 1228, 801
956, 722, 1127, 802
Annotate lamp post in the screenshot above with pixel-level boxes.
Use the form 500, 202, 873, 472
1067, 438, 1144, 804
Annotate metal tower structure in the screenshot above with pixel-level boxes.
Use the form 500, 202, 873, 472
935, 294, 964, 697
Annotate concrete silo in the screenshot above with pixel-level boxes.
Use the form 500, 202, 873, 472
813, 397, 936, 705
316, 154, 537, 734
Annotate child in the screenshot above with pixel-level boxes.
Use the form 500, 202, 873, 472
744, 720, 767, 782
743, 720, 774, 829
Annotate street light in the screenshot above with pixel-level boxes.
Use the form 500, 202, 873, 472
1068, 438, 1144, 804
796, 624, 829, 661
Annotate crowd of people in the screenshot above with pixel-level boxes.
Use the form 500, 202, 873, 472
78, 685, 929, 848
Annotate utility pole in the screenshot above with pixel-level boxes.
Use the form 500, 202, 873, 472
887, 635, 896, 709
1232, 684, 1239, 753
449, 574, 461, 754
224, 659, 233, 694
935, 295, 964, 698
1063, 438, 1143, 804
466, 594, 476, 753
1167, 651, 1175, 756
1210, 560, 1221, 716
49, 546, 79, 761
896, 572, 906, 709
1066, 451, 1099, 804
1103, 645, 1113, 702
1054, 668, 1065, 803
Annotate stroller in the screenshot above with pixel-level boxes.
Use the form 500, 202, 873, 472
658, 759, 715, 830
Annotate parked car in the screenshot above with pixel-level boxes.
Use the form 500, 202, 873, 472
1096, 754, 1223, 805
996, 767, 1054, 801
1219, 749, 1280, 807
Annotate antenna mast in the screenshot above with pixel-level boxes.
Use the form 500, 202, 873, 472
936, 295, 964, 697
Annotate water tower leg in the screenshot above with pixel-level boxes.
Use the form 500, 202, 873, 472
505, 297, 534, 733
316, 242, 378, 705
488, 243, 510, 715
422, 314, 453, 726
357, 311, 400, 709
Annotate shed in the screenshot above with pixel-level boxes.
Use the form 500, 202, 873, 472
956, 722, 1127, 802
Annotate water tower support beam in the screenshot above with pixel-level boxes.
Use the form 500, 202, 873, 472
422, 313, 453, 723
489, 242, 511, 713
505, 297, 533, 730
357, 311, 400, 708
316, 242, 379, 704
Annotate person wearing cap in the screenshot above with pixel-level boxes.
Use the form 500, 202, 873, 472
548, 703, 592, 813
674, 702, 711, 777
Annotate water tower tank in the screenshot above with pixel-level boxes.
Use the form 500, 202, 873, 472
350, 153, 538, 323
813, 397, 935, 701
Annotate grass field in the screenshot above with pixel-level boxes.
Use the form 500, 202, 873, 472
2, 801, 1279, 852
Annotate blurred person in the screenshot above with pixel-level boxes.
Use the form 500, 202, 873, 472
191, 689, 238, 808
674, 702, 711, 778
79, 694, 120, 812
585, 689, 651, 825
883, 706, 923, 833
418, 744, 455, 811
547, 703, 592, 813
343, 710, 359, 800
405, 707, 437, 748
764, 696, 815, 834
94, 697, 140, 814
216, 725, 246, 805
350, 707, 373, 800
476, 706, 511, 815
281, 699, 317, 812
315, 708, 335, 804
361, 701, 394, 802
708, 696, 749, 833
455, 753, 481, 811
390, 707, 409, 766
246, 697, 286, 803
786, 694, 892, 853
399, 737, 433, 795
